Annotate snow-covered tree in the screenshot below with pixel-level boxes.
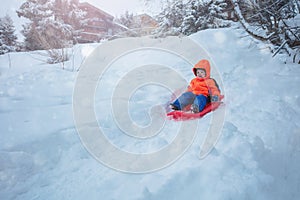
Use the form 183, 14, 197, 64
155, 0, 186, 36
181, 0, 231, 35
155, 0, 232, 36
17, 0, 59, 50
0, 15, 18, 55
17, 0, 85, 51
17, 0, 87, 65
53, 0, 86, 43
117, 11, 135, 28
147, 0, 299, 62
231, 0, 300, 63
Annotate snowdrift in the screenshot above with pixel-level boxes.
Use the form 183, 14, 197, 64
0, 27, 299, 200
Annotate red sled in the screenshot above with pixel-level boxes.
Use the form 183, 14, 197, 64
167, 95, 224, 121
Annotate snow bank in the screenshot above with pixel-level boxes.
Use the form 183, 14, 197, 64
0, 27, 299, 200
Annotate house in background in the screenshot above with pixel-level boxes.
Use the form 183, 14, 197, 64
76, 2, 126, 43
133, 14, 158, 29
132, 14, 159, 36
113, 13, 159, 38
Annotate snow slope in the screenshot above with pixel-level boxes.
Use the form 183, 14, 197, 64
0, 27, 300, 200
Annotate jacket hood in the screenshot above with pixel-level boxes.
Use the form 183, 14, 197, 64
193, 59, 211, 78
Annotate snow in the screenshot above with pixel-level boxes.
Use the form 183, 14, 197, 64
1, 27, 300, 200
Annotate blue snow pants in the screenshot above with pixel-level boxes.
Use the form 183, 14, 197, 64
172, 92, 208, 112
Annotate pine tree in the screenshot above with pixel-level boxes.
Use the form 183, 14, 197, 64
155, 0, 231, 36
155, 0, 186, 36
17, 0, 56, 50
0, 15, 17, 54
17, 0, 85, 50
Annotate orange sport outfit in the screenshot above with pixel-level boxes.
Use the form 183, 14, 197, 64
171, 59, 221, 113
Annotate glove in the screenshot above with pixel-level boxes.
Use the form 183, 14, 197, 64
211, 95, 219, 102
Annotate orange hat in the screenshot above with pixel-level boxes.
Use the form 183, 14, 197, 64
192, 59, 211, 78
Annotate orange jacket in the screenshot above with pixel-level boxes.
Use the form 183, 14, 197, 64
187, 59, 220, 97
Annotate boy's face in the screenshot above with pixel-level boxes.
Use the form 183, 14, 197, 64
196, 69, 206, 78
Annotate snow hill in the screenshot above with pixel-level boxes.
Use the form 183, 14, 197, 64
0, 27, 299, 200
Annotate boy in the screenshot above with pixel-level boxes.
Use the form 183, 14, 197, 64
170, 59, 221, 113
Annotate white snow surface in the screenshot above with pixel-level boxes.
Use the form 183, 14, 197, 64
1, 28, 300, 200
